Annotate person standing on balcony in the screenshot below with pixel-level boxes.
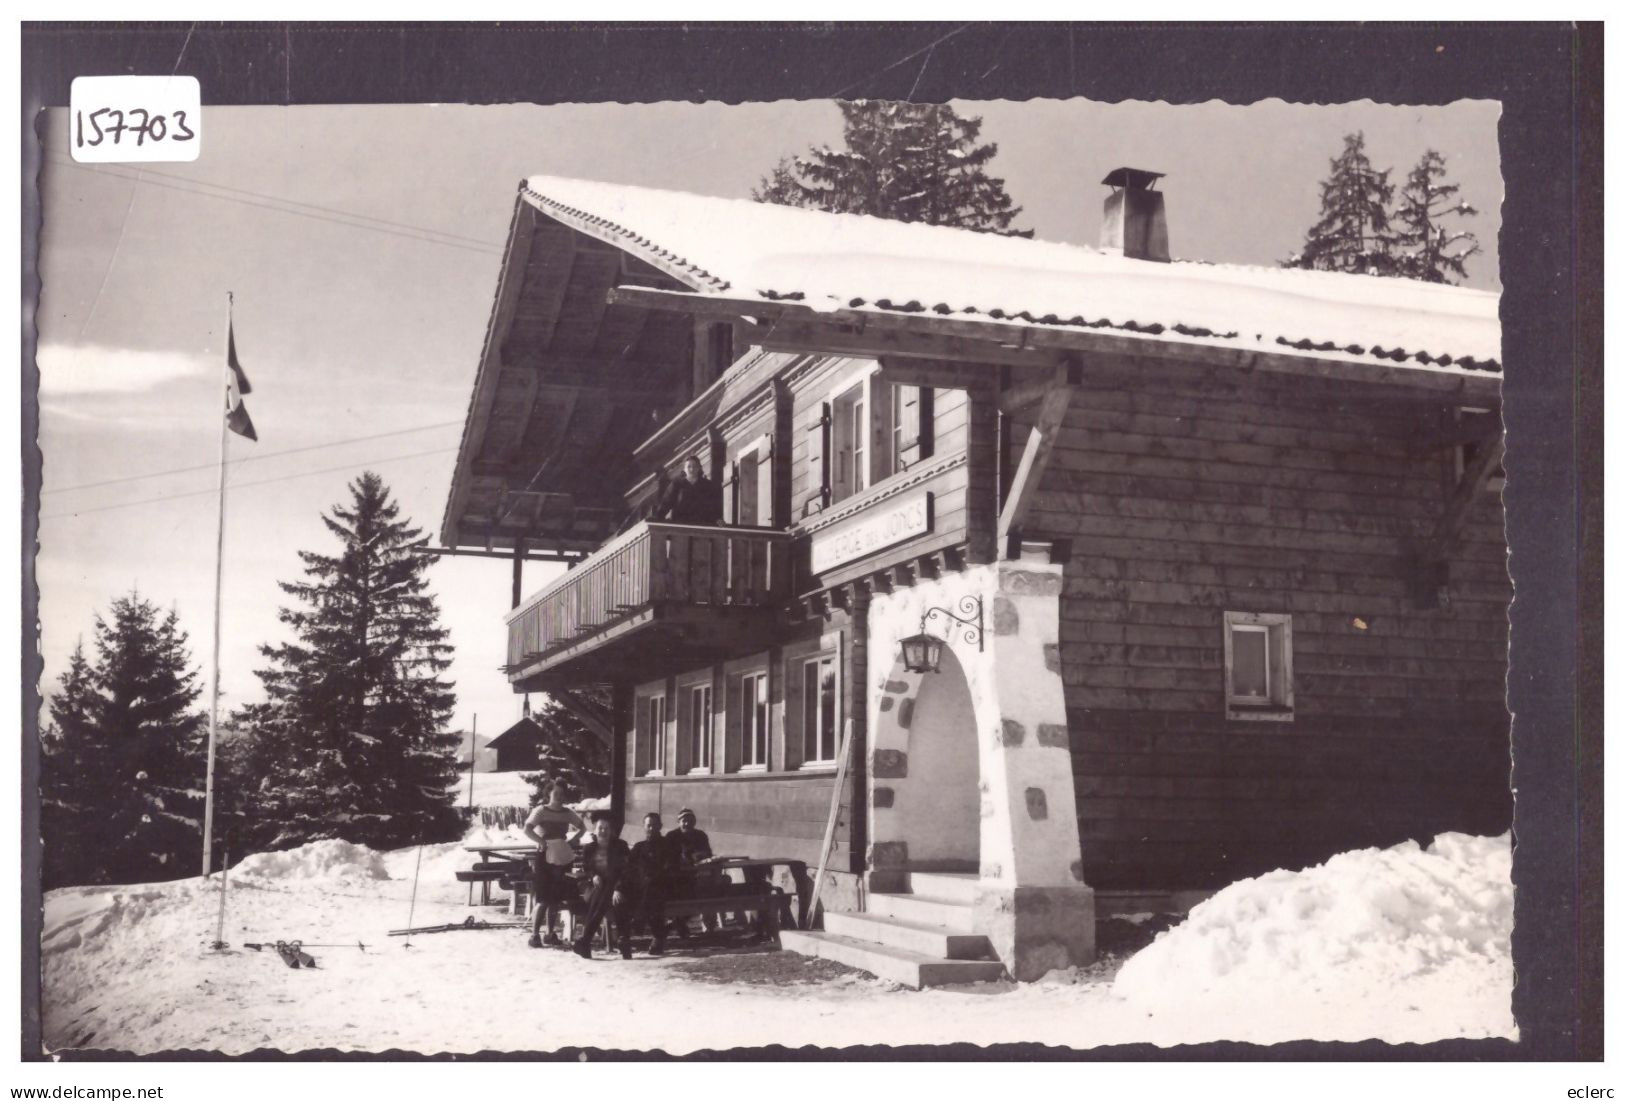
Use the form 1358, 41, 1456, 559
652, 455, 722, 525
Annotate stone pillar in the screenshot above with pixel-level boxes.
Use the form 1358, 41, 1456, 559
971, 561, 1095, 980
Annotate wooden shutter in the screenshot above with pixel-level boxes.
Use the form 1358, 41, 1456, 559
805, 402, 831, 516
916, 387, 935, 461
756, 434, 774, 527
721, 461, 737, 525
896, 385, 920, 469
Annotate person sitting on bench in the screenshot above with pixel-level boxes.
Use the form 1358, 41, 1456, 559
666, 807, 731, 933
572, 812, 635, 960
628, 811, 679, 956
524, 779, 585, 949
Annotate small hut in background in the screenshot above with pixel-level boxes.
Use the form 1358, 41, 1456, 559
485, 712, 548, 773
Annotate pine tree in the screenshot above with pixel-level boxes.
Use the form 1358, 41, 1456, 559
41, 597, 205, 888
41, 644, 103, 888
1285, 132, 1399, 276
242, 472, 462, 851
755, 100, 1030, 235
528, 697, 611, 800
1392, 149, 1480, 284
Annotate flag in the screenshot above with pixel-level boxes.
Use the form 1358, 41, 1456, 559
225, 321, 257, 441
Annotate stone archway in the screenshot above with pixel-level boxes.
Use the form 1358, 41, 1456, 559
865, 559, 1096, 979
869, 644, 980, 879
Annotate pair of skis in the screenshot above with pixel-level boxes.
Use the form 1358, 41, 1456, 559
244, 940, 318, 968
388, 915, 526, 937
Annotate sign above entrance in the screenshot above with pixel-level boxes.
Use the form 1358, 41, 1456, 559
810, 491, 933, 574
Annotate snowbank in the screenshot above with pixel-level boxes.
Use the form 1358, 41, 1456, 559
41, 887, 173, 959
38, 829, 1516, 1054
233, 839, 391, 883
1111, 831, 1514, 1043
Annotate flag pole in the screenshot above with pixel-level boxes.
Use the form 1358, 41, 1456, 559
467, 715, 476, 812
202, 291, 233, 877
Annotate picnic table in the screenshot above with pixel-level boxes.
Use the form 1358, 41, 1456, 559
458, 843, 539, 906
675, 856, 810, 935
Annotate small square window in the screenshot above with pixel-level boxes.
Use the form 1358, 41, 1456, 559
1224, 612, 1293, 721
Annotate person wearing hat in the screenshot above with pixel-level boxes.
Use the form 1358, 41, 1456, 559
666, 807, 726, 934
667, 807, 713, 867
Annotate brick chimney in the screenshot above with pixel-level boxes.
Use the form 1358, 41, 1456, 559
1099, 167, 1170, 262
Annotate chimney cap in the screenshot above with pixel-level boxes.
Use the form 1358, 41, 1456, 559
1101, 167, 1164, 190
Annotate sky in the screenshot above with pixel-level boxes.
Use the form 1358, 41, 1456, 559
32, 97, 1502, 745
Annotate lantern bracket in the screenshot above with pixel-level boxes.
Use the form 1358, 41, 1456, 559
922, 594, 984, 652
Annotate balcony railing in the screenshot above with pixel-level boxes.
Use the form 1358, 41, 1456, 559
505, 521, 789, 672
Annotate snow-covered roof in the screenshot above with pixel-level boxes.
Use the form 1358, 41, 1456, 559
522, 175, 1501, 375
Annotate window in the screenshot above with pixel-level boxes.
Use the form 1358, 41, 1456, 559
806, 373, 934, 515
784, 633, 842, 770
740, 671, 769, 769
1224, 612, 1293, 721
724, 434, 773, 528
800, 655, 839, 765
832, 385, 867, 501
635, 688, 669, 774
685, 682, 714, 774
881, 383, 933, 477
1453, 408, 1505, 494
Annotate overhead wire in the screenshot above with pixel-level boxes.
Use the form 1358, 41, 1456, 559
47, 156, 505, 256
49, 156, 505, 251
39, 445, 459, 521
42, 419, 464, 495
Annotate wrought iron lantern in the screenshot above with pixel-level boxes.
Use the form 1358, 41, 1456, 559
898, 595, 983, 674
898, 630, 945, 674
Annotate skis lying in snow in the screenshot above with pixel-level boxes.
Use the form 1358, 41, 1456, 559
242, 940, 324, 968
388, 915, 527, 937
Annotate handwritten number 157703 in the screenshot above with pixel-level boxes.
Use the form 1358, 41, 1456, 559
76, 107, 196, 148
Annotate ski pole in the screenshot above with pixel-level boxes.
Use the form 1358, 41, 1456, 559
403, 844, 424, 949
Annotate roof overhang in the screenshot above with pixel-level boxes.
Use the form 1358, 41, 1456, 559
606, 285, 1504, 407
440, 191, 702, 554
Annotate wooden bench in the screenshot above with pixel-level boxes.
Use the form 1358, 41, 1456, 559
455, 868, 512, 906
456, 869, 509, 883
662, 888, 790, 941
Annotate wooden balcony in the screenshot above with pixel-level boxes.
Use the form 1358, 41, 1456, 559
504, 521, 790, 687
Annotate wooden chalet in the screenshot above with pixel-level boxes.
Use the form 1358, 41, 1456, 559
483, 714, 547, 773
440, 171, 1508, 983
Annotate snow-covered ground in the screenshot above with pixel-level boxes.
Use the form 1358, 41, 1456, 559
39, 828, 1514, 1055
448, 768, 536, 810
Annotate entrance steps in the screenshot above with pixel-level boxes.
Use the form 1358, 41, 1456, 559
779, 872, 1006, 988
